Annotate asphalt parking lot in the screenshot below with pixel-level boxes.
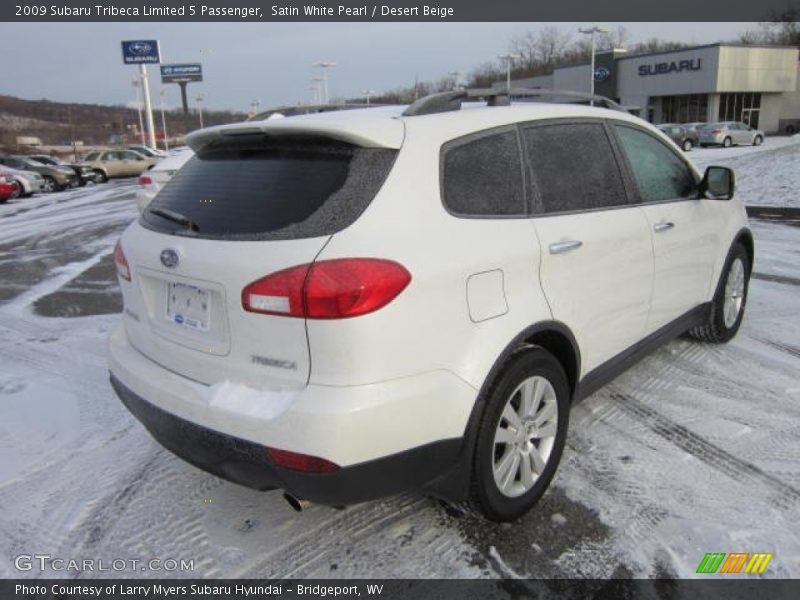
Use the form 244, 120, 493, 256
0, 139, 798, 579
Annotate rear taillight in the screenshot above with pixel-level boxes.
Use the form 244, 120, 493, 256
137, 175, 153, 186
114, 240, 131, 282
267, 448, 339, 473
242, 258, 411, 319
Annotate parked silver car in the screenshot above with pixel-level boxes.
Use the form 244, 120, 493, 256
698, 122, 764, 147
2, 165, 44, 197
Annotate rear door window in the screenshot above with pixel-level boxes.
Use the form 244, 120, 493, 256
441, 129, 526, 217
615, 125, 697, 203
141, 137, 397, 240
522, 122, 628, 214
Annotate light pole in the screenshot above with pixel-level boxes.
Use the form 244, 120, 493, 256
313, 61, 336, 104
250, 99, 260, 117
159, 88, 169, 152
578, 26, 608, 106
132, 78, 144, 142
449, 71, 464, 91
139, 64, 157, 149
362, 90, 375, 105
497, 54, 521, 92
196, 93, 205, 128
311, 77, 323, 104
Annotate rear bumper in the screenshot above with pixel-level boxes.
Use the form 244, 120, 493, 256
107, 324, 476, 504
111, 375, 461, 504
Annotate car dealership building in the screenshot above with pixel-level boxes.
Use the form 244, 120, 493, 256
502, 44, 800, 134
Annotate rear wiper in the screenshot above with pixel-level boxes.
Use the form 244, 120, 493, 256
147, 207, 200, 232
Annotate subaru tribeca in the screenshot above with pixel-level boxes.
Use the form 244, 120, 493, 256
109, 90, 752, 522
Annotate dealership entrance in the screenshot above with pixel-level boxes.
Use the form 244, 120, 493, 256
719, 92, 762, 128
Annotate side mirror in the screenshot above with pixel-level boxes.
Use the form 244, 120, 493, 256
701, 166, 735, 200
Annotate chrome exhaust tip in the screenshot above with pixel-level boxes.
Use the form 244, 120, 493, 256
283, 493, 312, 512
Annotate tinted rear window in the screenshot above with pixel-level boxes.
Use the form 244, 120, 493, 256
140, 137, 397, 240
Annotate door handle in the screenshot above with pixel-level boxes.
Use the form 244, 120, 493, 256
654, 221, 675, 233
549, 240, 583, 255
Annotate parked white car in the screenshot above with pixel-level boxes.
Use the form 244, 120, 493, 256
135, 147, 194, 213
109, 92, 752, 522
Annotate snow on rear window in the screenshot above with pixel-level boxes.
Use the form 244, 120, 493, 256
140, 137, 396, 240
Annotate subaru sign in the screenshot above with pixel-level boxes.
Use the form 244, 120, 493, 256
121, 40, 161, 64
161, 63, 203, 83
638, 58, 702, 76
594, 66, 611, 82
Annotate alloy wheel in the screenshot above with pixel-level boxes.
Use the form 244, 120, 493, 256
723, 257, 746, 328
492, 375, 558, 498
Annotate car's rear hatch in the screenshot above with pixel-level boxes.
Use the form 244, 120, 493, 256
118, 115, 402, 388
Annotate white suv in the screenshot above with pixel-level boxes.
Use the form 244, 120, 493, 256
109, 91, 753, 522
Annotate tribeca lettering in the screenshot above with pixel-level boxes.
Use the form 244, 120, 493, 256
638, 58, 702, 76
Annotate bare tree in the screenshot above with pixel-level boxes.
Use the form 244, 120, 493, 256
510, 26, 573, 73
600, 25, 630, 50
467, 61, 505, 88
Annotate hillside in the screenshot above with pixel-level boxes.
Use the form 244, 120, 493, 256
0, 94, 246, 148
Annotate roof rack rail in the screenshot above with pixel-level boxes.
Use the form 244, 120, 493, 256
402, 88, 626, 117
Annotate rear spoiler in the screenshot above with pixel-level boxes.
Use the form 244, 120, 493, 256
187, 115, 405, 151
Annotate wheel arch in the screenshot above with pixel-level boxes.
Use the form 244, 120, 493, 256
734, 227, 754, 273
426, 320, 581, 504
708, 227, 754, 303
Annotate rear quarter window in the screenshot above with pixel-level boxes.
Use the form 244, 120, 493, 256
140, 137, 397, 240
441, 129, 526, 217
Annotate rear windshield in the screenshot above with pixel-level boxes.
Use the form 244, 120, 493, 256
140, 137, 397, 240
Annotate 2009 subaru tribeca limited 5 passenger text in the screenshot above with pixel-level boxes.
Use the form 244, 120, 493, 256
109, 90, 752, 522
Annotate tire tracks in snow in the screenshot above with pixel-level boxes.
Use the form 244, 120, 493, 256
752, 272, 800, 287
608, 392, 800, 510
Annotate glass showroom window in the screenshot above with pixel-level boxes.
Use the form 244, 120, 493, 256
661, 94, 708, 123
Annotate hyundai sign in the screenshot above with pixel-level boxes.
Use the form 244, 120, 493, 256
121, 40, 161, 64
161, 63, 203, 83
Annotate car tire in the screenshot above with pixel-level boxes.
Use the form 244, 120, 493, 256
11, 181, 23, 199
722, 137, 732, 148
682, 139, 693, 152
689, 244, 750, 344
753, 135, 763, 146
41, 176, 56, 193
94, 170, 108, 183
466, 347, 570, 522
786, 125, 796, 135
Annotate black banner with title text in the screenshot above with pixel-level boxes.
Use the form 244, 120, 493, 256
4, 579, 800, 600
2, 0, 799, 22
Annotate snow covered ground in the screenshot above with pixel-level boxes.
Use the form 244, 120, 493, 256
689, 135, 800, 207
0, 139, 798, 580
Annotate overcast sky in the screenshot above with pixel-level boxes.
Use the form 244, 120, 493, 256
1, 22, 756, 111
